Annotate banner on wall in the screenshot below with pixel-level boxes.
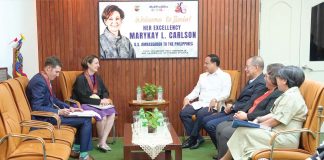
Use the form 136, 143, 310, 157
98, 0, 198, 59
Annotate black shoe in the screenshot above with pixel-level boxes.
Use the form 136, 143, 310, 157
182, 137, 191, 143
70, 150, 80, 159
182, 137, 195, 148
97, 144, 110, 152
189, 138, 205, 149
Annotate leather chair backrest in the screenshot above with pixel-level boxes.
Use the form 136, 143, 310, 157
0, 113, 9, 160
300, 80, 323, 111
15, 76, 31, 107
4, 79, 32, 134
58, 71, 83, 101
224, 70, 241, 101
15, 76, 29, 93
0, 84, 23, 157
299, 80, 324, 153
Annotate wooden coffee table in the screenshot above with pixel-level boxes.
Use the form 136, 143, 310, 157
128, 100, 170, 111
123, 123, 182, 160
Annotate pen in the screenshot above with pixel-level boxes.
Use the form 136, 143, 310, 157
53, 104, 60, 109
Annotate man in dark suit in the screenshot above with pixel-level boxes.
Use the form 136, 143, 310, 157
202, 56, 267, 154
214, 63, 284, 159
26, 56, 94, 160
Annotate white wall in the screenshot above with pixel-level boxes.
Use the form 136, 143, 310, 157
259, 0, 324, 83
0, 0, 39, 78
259, 0, 302, 68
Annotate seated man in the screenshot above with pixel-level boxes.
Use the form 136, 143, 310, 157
179, 54, 231, 149
202, 56, 267, 157
215, 63, 284, 159
26, 56, 94, 160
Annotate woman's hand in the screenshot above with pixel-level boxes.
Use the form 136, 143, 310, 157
101, 98, 113, 105
224, 103, 233, 114
234, 111, 248, 120
252, 117, 259, 123
260, 118, 280, 128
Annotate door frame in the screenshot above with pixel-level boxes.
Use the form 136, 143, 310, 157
300, 0, 324, 71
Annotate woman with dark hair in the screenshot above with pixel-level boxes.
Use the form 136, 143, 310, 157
100, 5, 135, 59
220, 66, 308, 160
72, 55, 116, 152
213, 63, 284, 159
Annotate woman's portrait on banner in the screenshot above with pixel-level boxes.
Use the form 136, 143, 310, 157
98, 1, 198, 59
99, 5, 135, 59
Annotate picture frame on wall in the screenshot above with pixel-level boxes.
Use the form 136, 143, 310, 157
98, 0, 199, 59
0, 67, 8, 82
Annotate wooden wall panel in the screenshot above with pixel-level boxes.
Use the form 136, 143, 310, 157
36, 0, 259, 136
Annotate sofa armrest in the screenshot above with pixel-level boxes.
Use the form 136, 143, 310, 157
31, 111, 62, 129
65, 98, 81, 109
0, 133, 47, 159
252, 148, 312, 160
269, 128, 315, 159
20, 120, 55, 142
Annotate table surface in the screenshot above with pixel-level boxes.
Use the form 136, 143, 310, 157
128, 100, 170, 109
129, 100, 169, 105
124, 123, 181, 147
123, 123, 182, 160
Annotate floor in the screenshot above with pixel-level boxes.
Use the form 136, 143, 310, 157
69, 137, 216, 160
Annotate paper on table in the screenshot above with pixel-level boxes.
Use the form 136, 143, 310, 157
132, 100, 166, 104
87, 104, 114, 110
68, 110, 101, 119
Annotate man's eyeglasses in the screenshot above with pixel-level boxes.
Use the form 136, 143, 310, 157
245, 65, 257, 69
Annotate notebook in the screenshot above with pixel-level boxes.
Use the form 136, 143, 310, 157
67, 110, 101, 119
232, 119, 271, 131
87, 104, 114, 110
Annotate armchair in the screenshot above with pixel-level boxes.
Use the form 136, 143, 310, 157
3, 79, 75, 146
58, 71, 83, 108
224, 70, 241, 102
0, 83, 71, 160
58, 71, 116, 144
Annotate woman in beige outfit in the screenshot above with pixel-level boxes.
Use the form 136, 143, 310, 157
220, 66, 308, 160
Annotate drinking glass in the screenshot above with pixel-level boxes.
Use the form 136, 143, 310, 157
132, 111, 139, 118
163, 117, 170, 129
161, 111, 167, 118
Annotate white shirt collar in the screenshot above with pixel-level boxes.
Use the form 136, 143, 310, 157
207, 68, 221, 76
249, 77, 256, 83
249, 73, 262, 83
